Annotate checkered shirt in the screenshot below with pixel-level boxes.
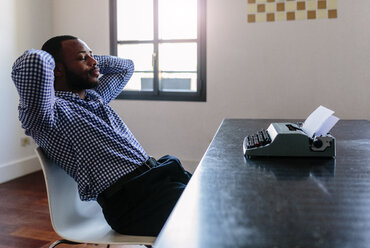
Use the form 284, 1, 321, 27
12, 49, 149, 201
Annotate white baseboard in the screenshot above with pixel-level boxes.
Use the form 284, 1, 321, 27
0, 155, 41, 183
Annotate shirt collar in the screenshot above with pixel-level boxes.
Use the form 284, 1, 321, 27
55, 90, 99, 101
55, 91, 80, 99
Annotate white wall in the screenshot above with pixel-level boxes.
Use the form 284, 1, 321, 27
207, 0, 370, 120
51, 0, 370, 172
0, 0, 52, 182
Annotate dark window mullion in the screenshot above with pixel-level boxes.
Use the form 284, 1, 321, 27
109, 0, 118, 56
117, 39, 197, 44
153, 0, 159, 95
197, 0, 206, 99
117, 40, 155, 44
158, 39, 198, 43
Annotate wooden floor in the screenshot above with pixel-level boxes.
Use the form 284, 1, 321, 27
0, 171, 146, 248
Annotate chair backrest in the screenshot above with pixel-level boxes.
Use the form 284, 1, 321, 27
35, 147, 156, 245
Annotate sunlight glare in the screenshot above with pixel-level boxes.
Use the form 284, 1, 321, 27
158, 0, 197, 40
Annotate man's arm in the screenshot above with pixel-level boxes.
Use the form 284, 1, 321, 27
11, 49, 56, 131
94, 55, 134, 103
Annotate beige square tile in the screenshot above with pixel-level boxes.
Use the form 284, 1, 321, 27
286, 1, 296, 11
306, 0, 316, 10
256, 13, 266, 22
317, 9, 327, 18
248, 4, 257, 13
296, 10, 306, 20
256, 0, 265, 3
276, 11, 286, 21
327, 0, 337, 9
266, 3, 276, 12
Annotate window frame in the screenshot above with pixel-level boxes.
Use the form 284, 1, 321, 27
109, 0, 206, 101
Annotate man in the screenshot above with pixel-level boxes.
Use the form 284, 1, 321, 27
12, 35, 191, 236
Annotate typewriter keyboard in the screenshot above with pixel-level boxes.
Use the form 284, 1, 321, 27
245, 129, 271, 149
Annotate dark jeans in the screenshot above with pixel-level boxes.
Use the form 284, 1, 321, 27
98, 155, 191, 236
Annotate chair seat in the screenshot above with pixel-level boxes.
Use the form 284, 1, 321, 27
57, 211, 155, 245
35, 147, 156, 246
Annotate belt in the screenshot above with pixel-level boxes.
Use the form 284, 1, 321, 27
97, 157, 157, 205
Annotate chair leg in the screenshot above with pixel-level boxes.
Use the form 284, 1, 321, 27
48, 239, 81, 248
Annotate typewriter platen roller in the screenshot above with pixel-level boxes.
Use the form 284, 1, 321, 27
243, 122, 336, 158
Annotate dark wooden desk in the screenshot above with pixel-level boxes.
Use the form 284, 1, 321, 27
154, 119, 370, 248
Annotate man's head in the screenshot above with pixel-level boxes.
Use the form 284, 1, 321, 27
41, 35, 100, 95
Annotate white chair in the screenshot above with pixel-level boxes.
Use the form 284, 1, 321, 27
35, 147, 156, 248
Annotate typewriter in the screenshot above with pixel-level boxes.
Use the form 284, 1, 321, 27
243, 122, 336, 158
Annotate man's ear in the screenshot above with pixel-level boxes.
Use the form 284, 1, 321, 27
54, 62, 65, 78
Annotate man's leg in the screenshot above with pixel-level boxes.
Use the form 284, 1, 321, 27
99, 156, 191, 236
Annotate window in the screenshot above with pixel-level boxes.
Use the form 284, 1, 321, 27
109, 0, 206, 101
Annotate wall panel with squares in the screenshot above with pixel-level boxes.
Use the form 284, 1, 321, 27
247, 0, 338, 23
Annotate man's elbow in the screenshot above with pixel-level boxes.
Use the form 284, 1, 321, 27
127, 59, 135, 73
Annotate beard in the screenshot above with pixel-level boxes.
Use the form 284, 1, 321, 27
64, 68, 99, 91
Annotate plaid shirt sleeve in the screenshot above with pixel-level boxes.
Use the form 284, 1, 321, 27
94, 55, 134, 103
11, 49, 56, 132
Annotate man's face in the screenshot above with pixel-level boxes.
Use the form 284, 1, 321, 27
60, 39, 100, 90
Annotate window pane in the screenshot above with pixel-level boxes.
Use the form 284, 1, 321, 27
158, 0, 197, 40
117, 0, 153, 40
159, 43, 197, 71
158, 43, 197, 92
160, 72, 197, 92
118, 44, 154, 91
127, 72, 154, 91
